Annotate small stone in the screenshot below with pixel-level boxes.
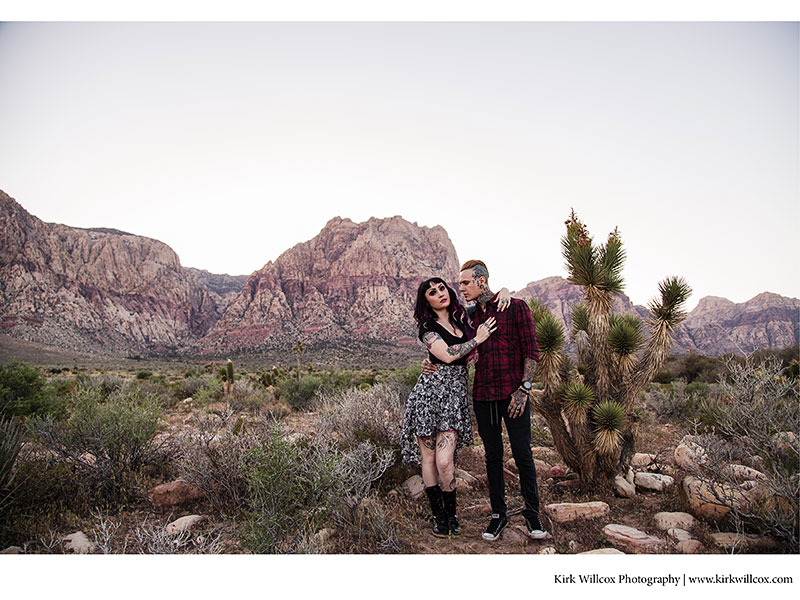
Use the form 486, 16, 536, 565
631, 453, 656, 467
166, 514, 207, 536
548, 466, 566, 478
602, 524, 667, 553
556, 479, 581, 490
725, 464, 767, 482
538, 546, 557, 554
634, 472, 674, 492
667, 527, 694, 542
653, 512, 697, 531
680, 475, 758, 522
614, 474, 636, 498
675, 540, 704, 554
149, 479, 205, 509
579, 548, 626, 555
0, 546, 23, 554
402, 475, 426, 499
545, 501, 610, 523
534, 459, 552, 476
674, 435, 708, 472
454, 468, 478, 486
63, 531, 95, 554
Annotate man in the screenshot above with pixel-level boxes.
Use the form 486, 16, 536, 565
455, 259, 547, 540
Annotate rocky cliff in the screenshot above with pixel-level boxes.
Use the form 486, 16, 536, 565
0, 191, 221, 354
194, 216, 460, 362
512, 277, 799, 356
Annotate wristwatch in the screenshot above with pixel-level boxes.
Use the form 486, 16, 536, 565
520, 380, 532, 394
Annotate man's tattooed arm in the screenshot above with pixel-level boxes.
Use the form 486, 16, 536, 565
508, 357, 537, 418
422, 331, 477, 364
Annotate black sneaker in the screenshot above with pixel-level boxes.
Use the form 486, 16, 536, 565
482, 513, 508, 541
525, 515, 548, 540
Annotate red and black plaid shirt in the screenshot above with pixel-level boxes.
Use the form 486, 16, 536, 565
470, 295, 539, 403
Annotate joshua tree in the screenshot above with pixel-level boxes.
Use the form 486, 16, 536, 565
292, 339, 304, 381
531, 211, 691, 491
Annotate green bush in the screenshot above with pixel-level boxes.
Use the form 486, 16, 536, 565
0, 361, 63, 419
275, 375, 323, 410
29, 387, 165, 505
684, 381, 710, 397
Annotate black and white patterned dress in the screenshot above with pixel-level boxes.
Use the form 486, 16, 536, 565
400, 321, 475, 465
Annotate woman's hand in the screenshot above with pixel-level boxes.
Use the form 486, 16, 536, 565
494, 288, 512, 312
475, 317, 497, 343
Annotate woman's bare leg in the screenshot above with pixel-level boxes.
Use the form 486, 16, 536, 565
417, 435, 439, 487
435, 430, 458, 491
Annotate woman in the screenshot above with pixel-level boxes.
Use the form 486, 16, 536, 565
400, 277, 502, 537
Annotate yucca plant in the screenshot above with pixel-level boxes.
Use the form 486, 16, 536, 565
533, 211, 691, 490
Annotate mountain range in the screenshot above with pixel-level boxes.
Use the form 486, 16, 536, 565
1, 190, 797, 366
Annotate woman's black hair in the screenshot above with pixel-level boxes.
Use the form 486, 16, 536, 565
413, 277, 472, 339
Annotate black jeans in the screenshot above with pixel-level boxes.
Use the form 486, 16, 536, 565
474, 397, 541, 521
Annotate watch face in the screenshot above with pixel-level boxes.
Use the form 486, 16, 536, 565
523, 381, 532, 390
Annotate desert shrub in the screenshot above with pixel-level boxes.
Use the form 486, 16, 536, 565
242, 423, 395, 553
178, 410, 267, 514
226, 379, 285, 415
692, 356, 799, 551
390, 363, 422, 389
0, 361, 63, 419
315, 382, 405, 450
29, 387, 166, 505
274, 374, 323, 410
0, 417, 24, 516
193, 378, 224, 407
644, 380, 711, 422
171, 375, 211, 401
76, 374, 127, 397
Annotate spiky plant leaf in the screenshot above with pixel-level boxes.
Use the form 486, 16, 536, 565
648, 276, 692, 325
535, 313, 565, 354
591, 400, 626, 455
598, 231, 626, 295
571, 303, 589, 334
527, 298, 551, 327
563, 382, 595, 425
608, 319, 643, 356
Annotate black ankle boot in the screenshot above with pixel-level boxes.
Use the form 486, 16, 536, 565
424, 485, 449, 538
442, 489, 461, 536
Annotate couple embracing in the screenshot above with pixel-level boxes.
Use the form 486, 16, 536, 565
400, 260, 547, 542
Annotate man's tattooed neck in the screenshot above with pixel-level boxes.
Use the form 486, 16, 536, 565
476, 288, 494, 308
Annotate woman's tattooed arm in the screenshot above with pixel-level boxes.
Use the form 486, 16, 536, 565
422, 331, 478, 364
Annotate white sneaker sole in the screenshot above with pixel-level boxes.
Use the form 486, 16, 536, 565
527, 530, 548, 540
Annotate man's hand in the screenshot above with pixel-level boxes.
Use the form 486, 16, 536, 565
420, 358, 438, 375
508, 388, 528, 418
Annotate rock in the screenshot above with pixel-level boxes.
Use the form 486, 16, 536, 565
675, 540, 704, 554
505, 459, 518, 474
667, 528, 694, 542
454, 468, 478, 486
614, 474, 636, 498
539, 546, 557, 554
149, 480, 205, 509
534, 459, 552, 476
548, 466, 566, 478
503, 526, 530, 544
544, 501, 610, 523
674, 435, 708, 472
556, 479, 581, 490
725, 464, 767, 482
680, 475, 757, 522
631, 453, 656, 468
602, 524, 667, 553
578, 548, 626, 555
166, 514, 207, 536
708, 533, 782, 553
63, 531, 95, 554
653, 512, 697, 531
403, 475, 426, 499
772, 431, 796, 455
634, 472, 674, 492
0, 546, 23, 554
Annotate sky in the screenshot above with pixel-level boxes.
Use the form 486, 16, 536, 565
0, 20, 797, 312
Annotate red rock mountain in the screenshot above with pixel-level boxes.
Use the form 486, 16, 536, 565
0, 191, 219, 354
194, 216, 460, 362
1, 190, 796, 362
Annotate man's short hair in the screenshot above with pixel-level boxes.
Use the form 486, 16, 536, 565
460, 259, 489, 280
